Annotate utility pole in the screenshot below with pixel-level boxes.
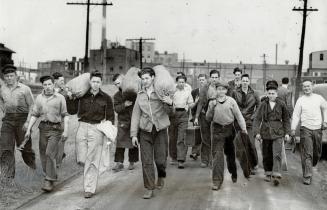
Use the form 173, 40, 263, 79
261, 53, 267, 90
292, 0, 318, 101
126, 37, 155, 69
275, 43, 278, 65
67, 0, 113, 73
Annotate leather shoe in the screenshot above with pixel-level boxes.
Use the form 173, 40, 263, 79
264, 175, 271, 182
200, 162, 208, 168
303, 177, 312, 185
41, 180, 53, 192
212, 184, 221, 191
84, 192, 94, 198
142, 190, 154, 199
231, 174, 237, 183
178, 161, 185, 169
128, 162, 135, 170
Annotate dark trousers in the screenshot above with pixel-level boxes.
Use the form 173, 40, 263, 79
0, 114, 35, 179
114, 147, 139, 163
299, 126, 322, 178
140, 127, 167, 190
168, 115, 177, 160
172, 111, 189, 162
211, 122, 237, 185
247, 127, 258, 168
262, 138, 283, 177
199, 113, 211, 164
39, 122, 63, 181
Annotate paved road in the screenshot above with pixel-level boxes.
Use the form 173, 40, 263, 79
17, 147, 327, 210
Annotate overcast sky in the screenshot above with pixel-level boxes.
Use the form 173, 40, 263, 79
1, 0, 326, 69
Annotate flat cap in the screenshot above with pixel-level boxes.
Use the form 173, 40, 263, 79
266, 80, 278, 90
1, 64, 17, 74
216, 80, 229, 89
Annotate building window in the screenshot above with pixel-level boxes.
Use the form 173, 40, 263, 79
110, 67, 114, 72
324, 80, 327, 83
119, 66, 123, 70
320, 53, 324, 61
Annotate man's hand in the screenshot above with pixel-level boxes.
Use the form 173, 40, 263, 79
61, 131, 68, 142
24, 130, 31, 140
208, 99, 217, 108
124, 100, 133, 107
322, 122, 327, 130
241, 129, 248, 134
162, 96, 173, 105
285, 134, 290, 142
22, 122, 29, 132
74, 91, 83, 98
132, 136, 139, 147
290, 130, 296, 137
255, 133, 262, 143
194, 118, 199, 126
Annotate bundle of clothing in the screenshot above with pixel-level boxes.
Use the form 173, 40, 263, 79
153, 65, 176, 99
121, 67, 141, 102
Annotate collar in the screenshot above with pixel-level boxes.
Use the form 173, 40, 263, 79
86, 88, 105, 96
5, 82, 21, 89
41, 90, 58, 98
281, 84, 288, 89
237, 86, 254, 94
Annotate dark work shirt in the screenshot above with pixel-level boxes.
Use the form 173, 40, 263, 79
77, 89, 114, 124
113, 89, 133, 125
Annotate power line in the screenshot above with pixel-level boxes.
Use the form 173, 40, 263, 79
126, 37, 155, 69
67, 0, 113, 73
292, 0, 318, 101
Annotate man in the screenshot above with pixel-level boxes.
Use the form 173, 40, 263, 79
206, 81, 247, 190
25, 75, 69, 192
190, 74, 207, 160
52, 72, 67, 168
194, 69, 221, 168
0, 64, 35, 181
70, 71, 114, 198
176, 71, 192, 92
232, 74, 260, 174
227, 67, 242, 96
291, 80, 327, 185
277, 77, 293, 117
170, 75, 194, 169
112, 74, 139, 172
131, 67, 173, 199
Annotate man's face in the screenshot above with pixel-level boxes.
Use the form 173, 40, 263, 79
267, 89, 278, 102
241, 76, 250, 88
234, 71, 242, 80
141, 73, 154, 89
113, 76, 122, 89
176, 78, 186, 89
302, 81, 313, 95
42, 79, 54, 95
210, 73, 220, 86
198, 76, 206, 87
90, 76, 102, 91
55, 76, 65, 88
217, 86, 227, 97
4, 72, 17, 86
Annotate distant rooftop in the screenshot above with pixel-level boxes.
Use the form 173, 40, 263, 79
0, 43, 15, 53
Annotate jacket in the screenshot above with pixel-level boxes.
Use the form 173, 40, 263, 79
130, 89, 173, 137
114, 89, 133, 126
252, 97, 291, 140
195, 83, 217, 119
277, 86, 293, 117
231, 86, 260, 128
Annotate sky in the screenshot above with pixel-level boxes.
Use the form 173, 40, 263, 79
1, 0, 326, 69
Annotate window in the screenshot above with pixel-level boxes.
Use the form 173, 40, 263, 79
119, 66, 123, 70
320, 53, 324, 61
110, 67, 114, 72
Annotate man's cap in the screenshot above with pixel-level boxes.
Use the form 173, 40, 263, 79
266, 80, 278, 90
216, 80, 229, 89
1, 64, 17, 74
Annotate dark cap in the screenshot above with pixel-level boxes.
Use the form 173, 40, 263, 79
216, 80, 229, 89
266, 80, 278, 90
1, 64, 17, 74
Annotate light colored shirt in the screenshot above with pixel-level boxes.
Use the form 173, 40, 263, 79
31, 92, 68, 123
0, 82, 34, 113
291, 93, 327, 130
206, 96, 246, 131
173, 87, 193, 111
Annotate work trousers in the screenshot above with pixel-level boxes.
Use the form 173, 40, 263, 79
39, 122, 63, 181
174, 111, 189, 162
0, 114, 35, 179
262, 138, 283, 177
299, 126, 322, 178
140, 127, 167, 190
114, 147, 139, 163
211, 122, 237, 185
76, 122, 104, 193
199, 113, 211, 164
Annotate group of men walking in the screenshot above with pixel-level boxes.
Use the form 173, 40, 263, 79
0, 64, 326, 200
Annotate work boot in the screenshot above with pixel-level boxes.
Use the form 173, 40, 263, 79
41, 180, 53, 192
200, 162, 208, 168
178, 161, 185, 169
128, 162, 135, 170
84, 192, 94, 199
272, 176, 281, 186
156, 177, 165, 190
303, 177, 312, 185
212, 183, 221, 191
142, 190, 154, 199
190, 153, 198, 161
112, 162, 124, 172
170, 159, 178, 165
231, 174, 237, 183
264, 175, 272, 182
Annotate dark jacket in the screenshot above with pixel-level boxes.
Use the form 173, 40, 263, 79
277, 86, 293, 117
252, 97, 291, 140
232, 86, 260, 128
195, 83, 217, 119
227, 80, 240, 96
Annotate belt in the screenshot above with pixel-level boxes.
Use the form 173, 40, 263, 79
213, 122, 233, 129
40, 121, 61, 125
175, 108, 186, 112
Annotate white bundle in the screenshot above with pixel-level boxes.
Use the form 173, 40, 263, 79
66, 73, 90, 98
313, 84, 327, 101
121, 67, 141, 94
153, 65, 176, 100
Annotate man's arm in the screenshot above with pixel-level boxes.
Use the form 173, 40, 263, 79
113, 92, 127, 114
24, 87, 35, 129
291, 98, 302, 132
130, 95, 141, 138
252, 103, 264, 136
106, 95, 115, 123
319, 96, 327, 125
195, 86, 207, 119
